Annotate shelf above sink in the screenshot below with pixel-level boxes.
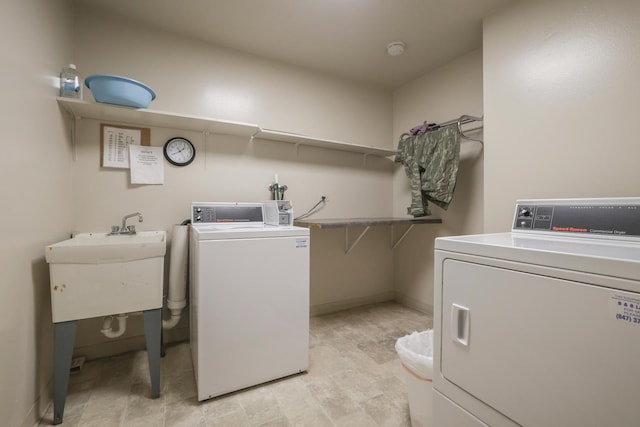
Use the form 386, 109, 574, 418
57, 97, 259, 137
57, 98, 397, 158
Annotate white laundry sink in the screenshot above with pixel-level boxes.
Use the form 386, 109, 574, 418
45, 231, 166, 322
45, 231, 166, 263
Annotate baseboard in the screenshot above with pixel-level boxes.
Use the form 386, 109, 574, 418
392, 292, 434, 315
24, 378, 52, 427
73, 326, 188, 361
310, 291, 395, 316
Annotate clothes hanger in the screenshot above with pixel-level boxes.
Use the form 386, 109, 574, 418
457, 115, 484, 144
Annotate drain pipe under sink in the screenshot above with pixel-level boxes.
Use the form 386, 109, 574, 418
163, 223, 188, 329
99, 223, 188, 338
101, 314, 128, 338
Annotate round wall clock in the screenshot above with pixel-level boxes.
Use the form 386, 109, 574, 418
163, 137, 195, 166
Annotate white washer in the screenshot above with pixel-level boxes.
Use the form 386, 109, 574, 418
189, 202, 310, 401
434, 198, 640, 427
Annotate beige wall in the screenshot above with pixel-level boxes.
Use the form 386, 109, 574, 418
65, 8, 489, 361
1, 0, 74, 425
75, 7, 393, 149
392, 49, 485, 311
70, 8, 396, 354
10, 0, 608, 423
484, 0, 640, 232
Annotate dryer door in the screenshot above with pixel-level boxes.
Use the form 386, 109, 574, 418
441, 259, 640, 427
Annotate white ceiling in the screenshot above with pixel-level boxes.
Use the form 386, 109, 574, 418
74, 0, 513, 89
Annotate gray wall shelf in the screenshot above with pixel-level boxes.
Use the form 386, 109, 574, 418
294, 217, 442, 253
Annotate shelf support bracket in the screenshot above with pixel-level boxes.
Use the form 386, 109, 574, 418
72, 116, 80, 162
345, 226, 370, 254
362, 153, 370, 167
202, 131, 208, 169
391, 224, 415, 250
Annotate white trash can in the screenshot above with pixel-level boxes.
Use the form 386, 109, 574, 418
395, 330, 433, 427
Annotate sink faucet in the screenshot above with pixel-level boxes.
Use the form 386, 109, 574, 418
111, 212, 143, 235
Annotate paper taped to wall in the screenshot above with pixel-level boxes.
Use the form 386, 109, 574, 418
129, 145, 164, 184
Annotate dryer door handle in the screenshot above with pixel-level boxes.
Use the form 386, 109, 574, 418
451, 304, 470, 346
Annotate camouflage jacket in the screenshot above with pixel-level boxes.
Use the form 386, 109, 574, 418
395, 124, 460, 217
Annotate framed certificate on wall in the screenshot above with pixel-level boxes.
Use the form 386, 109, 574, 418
100, 123, 151, 168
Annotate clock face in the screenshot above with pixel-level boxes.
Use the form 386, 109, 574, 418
163, 137, 195, 166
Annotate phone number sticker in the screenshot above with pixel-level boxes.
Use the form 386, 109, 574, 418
611, 294, 640, 325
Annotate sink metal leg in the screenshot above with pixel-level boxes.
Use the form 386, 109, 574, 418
53, 320, 77, 425
143, 308, 161, 398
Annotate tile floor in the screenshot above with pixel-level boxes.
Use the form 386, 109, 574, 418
40, 302, 432, 426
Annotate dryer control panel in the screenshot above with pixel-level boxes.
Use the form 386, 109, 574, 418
191, 202, 264, 224
513, 198, 640, 237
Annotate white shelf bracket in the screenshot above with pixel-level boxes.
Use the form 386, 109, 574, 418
345, 226, 370, 254
72, 115, 80, 161
202, 131, 208, 168
391, 224, 415, 250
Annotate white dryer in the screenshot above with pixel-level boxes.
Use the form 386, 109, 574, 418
189, 202, 310, 401
434, 198, 640, 427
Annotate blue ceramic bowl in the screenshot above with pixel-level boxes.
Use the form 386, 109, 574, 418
85, 74, 156, 108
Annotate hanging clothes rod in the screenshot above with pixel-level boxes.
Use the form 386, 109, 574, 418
402, 114, 483, 145
452, 114, 483, 144
438, 114, 482, 128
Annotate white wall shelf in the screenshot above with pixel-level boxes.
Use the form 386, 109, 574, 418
253, 129, 397, 157
57, 98, 397, 158
57, 97, 259, 137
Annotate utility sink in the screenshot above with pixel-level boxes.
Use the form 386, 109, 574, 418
45, 231, 166, 323
46, 231, 166, 264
